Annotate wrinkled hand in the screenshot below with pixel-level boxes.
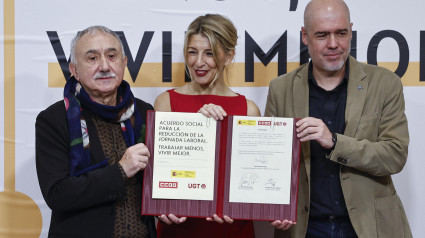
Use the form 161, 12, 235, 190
158, 214, 187, 225
118, 143, 150, 178
206, 214, 234, 224
296, 117, 333, 149
198, 103, 227, 120
270, 219, 296, 230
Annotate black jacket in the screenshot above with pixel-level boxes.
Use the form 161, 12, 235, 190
36, 98, 156, 238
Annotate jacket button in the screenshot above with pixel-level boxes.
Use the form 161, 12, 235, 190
305, 206, 309, 212
337, 158, 347, 164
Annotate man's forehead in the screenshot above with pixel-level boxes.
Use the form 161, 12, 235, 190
76, 32, 121, 52
309, 16, 350, 33
313, 26, 350, 33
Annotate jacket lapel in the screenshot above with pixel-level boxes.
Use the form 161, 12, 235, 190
293, 65, 309, 119
293, 65, 311, 182
344, 56, 368, 137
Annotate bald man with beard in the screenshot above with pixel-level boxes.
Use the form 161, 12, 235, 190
266, 0, 412, 237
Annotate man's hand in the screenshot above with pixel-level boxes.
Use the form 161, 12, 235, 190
118, 143, 150, 178
270, 219, 296, 230
296, 117, 334, 149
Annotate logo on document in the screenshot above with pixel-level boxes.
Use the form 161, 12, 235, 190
237, 120, 256, 126
258, 121, 272, 126
188, 183, 206, 189
159, 181, 178, 188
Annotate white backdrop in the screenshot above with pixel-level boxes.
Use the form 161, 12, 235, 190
1, 0, 424, 237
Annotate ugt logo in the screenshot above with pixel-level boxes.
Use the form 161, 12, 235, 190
188, 184, 206, 189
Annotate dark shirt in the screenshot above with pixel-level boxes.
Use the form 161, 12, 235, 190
308, 61, 349, 219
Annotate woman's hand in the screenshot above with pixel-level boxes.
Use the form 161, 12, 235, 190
158, 214, 187, 225
206, 214, 234, 224
198, 103, 227, 120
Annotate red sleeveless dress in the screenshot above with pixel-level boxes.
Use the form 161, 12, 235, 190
156, 89, 255, 238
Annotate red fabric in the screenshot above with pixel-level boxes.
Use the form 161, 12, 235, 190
167, 89, 247, 115
157, 89, 254, 238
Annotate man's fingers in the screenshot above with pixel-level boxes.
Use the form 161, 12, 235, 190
270, 220, 295, 230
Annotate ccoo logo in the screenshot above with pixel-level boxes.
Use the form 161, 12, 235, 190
159, 181, 178, 188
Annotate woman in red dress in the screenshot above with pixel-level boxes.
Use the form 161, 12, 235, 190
154, 14, 260, 238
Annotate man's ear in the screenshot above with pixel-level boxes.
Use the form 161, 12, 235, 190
123, 55, 128, 68
301, 26, 309, 46
69, 63, 79, 80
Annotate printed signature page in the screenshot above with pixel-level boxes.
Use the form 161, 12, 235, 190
229, 116, 293, 204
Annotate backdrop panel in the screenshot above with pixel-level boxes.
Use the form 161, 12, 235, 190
1, 0, 424, 237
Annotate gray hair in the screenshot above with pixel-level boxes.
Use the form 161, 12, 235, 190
70, 25, 126, 64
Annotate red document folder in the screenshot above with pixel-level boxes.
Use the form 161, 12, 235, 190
142, 111, 301, 221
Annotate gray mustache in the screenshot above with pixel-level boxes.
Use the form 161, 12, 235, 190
94, 72, 116, 79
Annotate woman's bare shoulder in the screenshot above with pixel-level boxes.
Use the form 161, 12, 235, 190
154, 91, 171, 112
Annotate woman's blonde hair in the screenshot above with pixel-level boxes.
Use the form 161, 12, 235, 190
183, 14, 237, 83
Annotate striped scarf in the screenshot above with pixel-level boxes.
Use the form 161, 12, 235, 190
64, 76, 145, 176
